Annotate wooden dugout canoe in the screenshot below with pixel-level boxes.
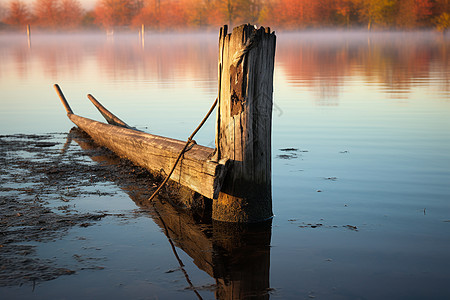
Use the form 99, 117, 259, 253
55, 84, 229, 200
55, 24, 275, 223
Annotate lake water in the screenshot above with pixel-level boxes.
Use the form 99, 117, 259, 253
1, 30, 450, 299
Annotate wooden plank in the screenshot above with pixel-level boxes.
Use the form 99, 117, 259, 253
68, 114, 228, 200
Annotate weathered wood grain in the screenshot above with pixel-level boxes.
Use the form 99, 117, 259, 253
69, 125, 271, 297
55, 24, 275, 223
87, 94, 130, 128
54, 84, 73, 114
68, 114, 228, 200
212, 24, 276, 223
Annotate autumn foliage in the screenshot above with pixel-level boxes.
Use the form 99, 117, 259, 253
1, 0, 83, 29
1, 0, 449, 31
2, 0, 31, 27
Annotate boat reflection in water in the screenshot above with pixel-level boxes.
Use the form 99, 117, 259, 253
66, 127, 272, 299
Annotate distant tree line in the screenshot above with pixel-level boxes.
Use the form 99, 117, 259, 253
1, 0, 449, 32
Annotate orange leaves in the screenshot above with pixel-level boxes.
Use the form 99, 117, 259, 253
94, 0, 137, 29
34, 0, 60, 28
131, 0, 189, 30
414, 0, 432, 20
32, 0, 84, 29
266, 0, 340, 29
3, 0, 83, 29
3, 0, 30, 27
393, 0, 432, 28
0, 0, 448, 30
60, 0, 84, 29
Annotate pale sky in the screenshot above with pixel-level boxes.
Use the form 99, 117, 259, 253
78, 0, 96, 9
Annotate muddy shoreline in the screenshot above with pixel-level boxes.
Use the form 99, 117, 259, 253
0, 130, 161, 287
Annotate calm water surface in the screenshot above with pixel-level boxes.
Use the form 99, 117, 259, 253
1, 31, 449, 299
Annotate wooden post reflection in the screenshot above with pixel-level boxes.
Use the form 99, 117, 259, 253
212, 221, 272, 299
141, 24, 145, 49
67, 128, 272, 299
147, 202, 272, 300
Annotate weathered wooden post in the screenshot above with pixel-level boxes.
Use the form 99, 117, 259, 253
27, 24, 31, 49
212, 24, 276, 223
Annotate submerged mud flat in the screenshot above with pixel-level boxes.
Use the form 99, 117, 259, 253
0, 130, 161, 287
0, 130, 273, 299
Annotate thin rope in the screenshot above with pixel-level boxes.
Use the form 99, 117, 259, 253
231, 29, 260, 67
148, 98, 218, 202
151, 201, 204, 300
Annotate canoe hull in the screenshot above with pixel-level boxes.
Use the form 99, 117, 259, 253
68, 114, 228, 199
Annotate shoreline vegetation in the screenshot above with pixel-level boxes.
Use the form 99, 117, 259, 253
0, 0, 449, 33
